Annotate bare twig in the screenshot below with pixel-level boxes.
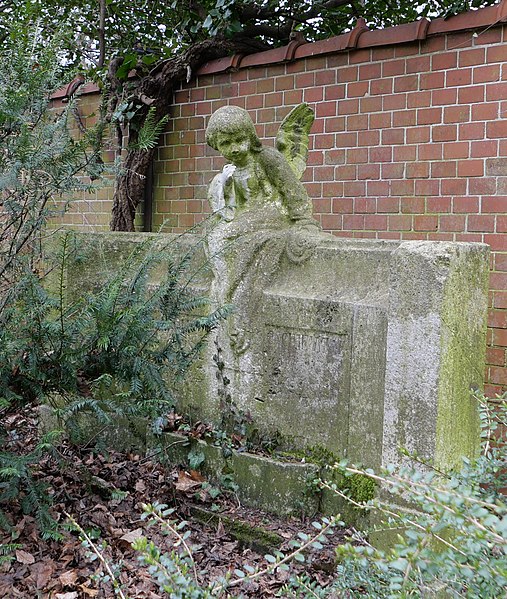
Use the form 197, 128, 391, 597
319, 480, 467, 558
213, 517, 338, 593
340, 466, 505, 543
65, 512, 127, 599
139, 439, 188, 464
145, 505, 198, 582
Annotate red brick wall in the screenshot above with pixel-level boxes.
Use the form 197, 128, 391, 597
58, 3, 507, 394
49, 91, 117, 229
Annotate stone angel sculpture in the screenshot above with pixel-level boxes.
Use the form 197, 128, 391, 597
206, 103, 317, 229
205, 104, 320, 356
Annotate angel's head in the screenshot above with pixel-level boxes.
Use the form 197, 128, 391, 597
206, 106, 261, 167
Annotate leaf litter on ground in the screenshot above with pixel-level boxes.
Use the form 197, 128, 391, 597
0, 406, 350, 597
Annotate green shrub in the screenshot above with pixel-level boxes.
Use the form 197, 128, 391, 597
0, 29, 228, 536
0, 28, 102, 536
0, 30, 102, 302
130, 502, 339, 598
1, 224, 227, 537
38, 232, 229, 430
320, 391, 507, 598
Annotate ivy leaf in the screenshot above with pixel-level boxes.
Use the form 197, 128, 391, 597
188, 447, 205, 470
142, 54, 158, 66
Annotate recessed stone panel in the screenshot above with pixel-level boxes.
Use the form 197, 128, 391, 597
262, 325, 351, 453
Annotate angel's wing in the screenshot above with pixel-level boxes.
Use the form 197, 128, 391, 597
275, 103, 315, 180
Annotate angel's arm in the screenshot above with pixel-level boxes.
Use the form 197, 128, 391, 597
207, 164, 236, 221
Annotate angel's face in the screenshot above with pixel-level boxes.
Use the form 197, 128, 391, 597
215, 130, 251, 167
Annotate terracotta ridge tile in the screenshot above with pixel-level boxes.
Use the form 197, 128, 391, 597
497, 0, 507, 22
198, 53, 244, 75
428, 3, 503, 35
196, 2, 503, 76
295, 17, 369, 58
357, 18, 430, 48
50, 81, 99, 100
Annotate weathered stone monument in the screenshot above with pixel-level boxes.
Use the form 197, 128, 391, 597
56, 104, 490, 514
194, 103, 490, 473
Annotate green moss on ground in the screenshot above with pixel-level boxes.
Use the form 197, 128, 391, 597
189, 505, 283, 553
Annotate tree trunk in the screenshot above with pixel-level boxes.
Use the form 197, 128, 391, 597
110, 147, 156, 231
109, 36, 265, 232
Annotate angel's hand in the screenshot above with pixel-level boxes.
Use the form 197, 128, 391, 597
220, 163, 236, 186
208, 164, 236, 220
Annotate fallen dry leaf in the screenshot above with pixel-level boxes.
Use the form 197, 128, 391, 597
175, 470, 202, 493
119, 528, 144, 544
34, 559, 55, 589
166, 411, 182, 430
79, 584, 99, 597
189, 469, 205, 482
15, 549, 35, 565
59, 569, 78, 586
135, 480, 146, 492
216, 519, 225, 537
55, 592, 78, 599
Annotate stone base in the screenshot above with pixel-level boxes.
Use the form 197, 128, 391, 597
40, 405, 368, 524
147, 430, 321, 517
50, 231, 490, 478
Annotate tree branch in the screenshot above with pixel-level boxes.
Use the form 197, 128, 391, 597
233, 0, 359, 43
241, 0, 355, 23
98, 0, 106, 68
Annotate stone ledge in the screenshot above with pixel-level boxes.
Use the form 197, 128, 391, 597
41, 403, 368, 524
147, 430, 321, 516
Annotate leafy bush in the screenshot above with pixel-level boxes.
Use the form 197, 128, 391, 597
36, 232, 228, 432
315, 391, 507, 598
130, 502, 339, 598
0, 30, 102, 303
1, 204, 226, 536
0, 29, 227, 537
0, 430, 63, 539
0, 26, 102, 411
0, 28, 102, 536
